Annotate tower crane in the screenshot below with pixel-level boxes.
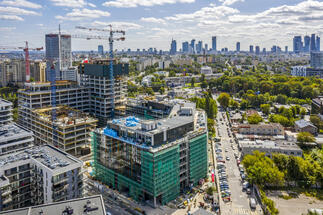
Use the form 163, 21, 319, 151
0, 41, 43, 82
74, 25, 125, 119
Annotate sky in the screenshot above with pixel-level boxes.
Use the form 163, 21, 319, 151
0, 0, 323, 51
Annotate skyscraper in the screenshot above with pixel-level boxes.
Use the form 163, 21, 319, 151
285, 46, 288, 53
304, 35, 310, 52
197, 41, 203, 54
311, 34, 316, 52
190, 39, 195, 54
293, 36, 302, 53
98, 45, 104, 55
255, 46, 260, 55
45, 33, 72, 80
236, 42, 240, 52
170, 39, 177, 55
249, 45, 254, 53
212, 36, 217, 51
182, 41, 189, 53
205, 44, 208, 52
316, 36, 320, 52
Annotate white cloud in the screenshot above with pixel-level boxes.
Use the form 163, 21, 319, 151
36, 23, 43, 26
88, 3, 96, 8
50, 0, 87, 8
56, 8, 110, 20
0, 14, 23, 21
0, 6, 40, 15
219, 0, 244, 6
103, 0, 195, 8
0, 26, 16, 31
165, 4, 239, 21
0, 0, 42, 9
92, 21, 142, 30
140, 17, 166, 25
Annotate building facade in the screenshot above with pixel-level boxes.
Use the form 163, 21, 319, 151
0, 99, 13, 126
0, 60, 25, 87
0, 145, 83, 212
91, 101, 208, 206
238, 123, 284, 136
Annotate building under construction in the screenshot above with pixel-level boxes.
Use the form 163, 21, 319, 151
91, 99, 208, 207
79, 60, 128, 126
30, 106, 97, 155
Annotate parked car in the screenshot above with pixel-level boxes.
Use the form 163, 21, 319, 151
246, 188, 251, 195
249, 198, 257, 210
226, 156, 230, 161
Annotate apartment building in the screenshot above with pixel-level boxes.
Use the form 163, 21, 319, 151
295, 119, 318, 136
0, 99, 13, 126
92, 100, 208, 207
0, 124, 34, 155
238, 123, 284, 136
30, 106, 97, 155
0, 60, 25, 87
0, 145, 83, 212
0, 195, 106, 215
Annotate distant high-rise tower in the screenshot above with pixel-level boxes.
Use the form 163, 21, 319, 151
190, 39, 195, 54
197, 41, 203, 54
98, 45, 104, 55
182, 41, 189, 53
249, 45, 254, 53
285, 46, 288, 53
316, 36, 320, 52
255, 46, 260, 55
212, 36, 217, 51
45, 33, 72, 81
236, 42, 240, 52
170, 39, 177, 55
204, 44, 208, 52
311, 34, 316, 52
293, 36, 302, 53
304, 35, 310, 52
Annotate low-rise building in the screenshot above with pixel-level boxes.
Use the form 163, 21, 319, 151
239, 140, 302, 158
295, 119, 318, 136
238, 123, 284, 136
200, 66, 212, 75
0, 195, 105, 215
0, 124, 34, 155
0, 99, 13, 126
312, 96, 323, 114
0, 145, 83, 212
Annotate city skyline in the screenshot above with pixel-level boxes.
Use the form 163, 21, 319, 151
0, 0, 323, 51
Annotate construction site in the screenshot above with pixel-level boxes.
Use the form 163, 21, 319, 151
91, 99, 208, 207
30, 106, 97, 155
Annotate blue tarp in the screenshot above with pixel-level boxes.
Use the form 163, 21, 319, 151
103, 128, 118, 137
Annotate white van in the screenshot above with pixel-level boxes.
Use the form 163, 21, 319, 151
249, 197, 256, 209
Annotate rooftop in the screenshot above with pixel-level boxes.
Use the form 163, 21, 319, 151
0, 99, 12, 108
0, 145, 81, 173
295, 119, 316, 128
0, 124, 33, 144
239, 139, 301, 151
32, 106, 97, 128
0, 195, 106, 215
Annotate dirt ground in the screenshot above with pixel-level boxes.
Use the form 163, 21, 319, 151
267, 190, 323, 215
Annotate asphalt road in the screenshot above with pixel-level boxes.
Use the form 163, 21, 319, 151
213, 97, 262, 215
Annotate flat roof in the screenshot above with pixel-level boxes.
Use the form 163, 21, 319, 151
239, 140, 302, 150
0, 123, 33, 143
0, 99, 12, 108
0, 145, 81, 173
0, 195, 106, 215
33, 106, 97, 128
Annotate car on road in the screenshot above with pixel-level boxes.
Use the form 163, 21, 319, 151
241, 173, 246, 180
243, 182, 250, 191
246, 188, 251, 195
226, 156, 230, 161
249, 197, 257, 210
237, 159, 241, 165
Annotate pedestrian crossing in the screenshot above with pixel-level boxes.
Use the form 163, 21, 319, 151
221, 207, 260, 215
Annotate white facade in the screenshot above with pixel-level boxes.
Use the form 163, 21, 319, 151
200, 66, 212, 75
291, 66, 308, 77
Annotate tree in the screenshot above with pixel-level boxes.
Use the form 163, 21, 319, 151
247, 114, 263, 124
169, 71, 176, 77
229, 99, 239, 109
217, 93, 230, 109
260, 104, 271, 115
297, 132, 315, 144
191, 77, 195, 88
310, 115, 322, 129
201, 80, 208, 89
206, 186, 216, 195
